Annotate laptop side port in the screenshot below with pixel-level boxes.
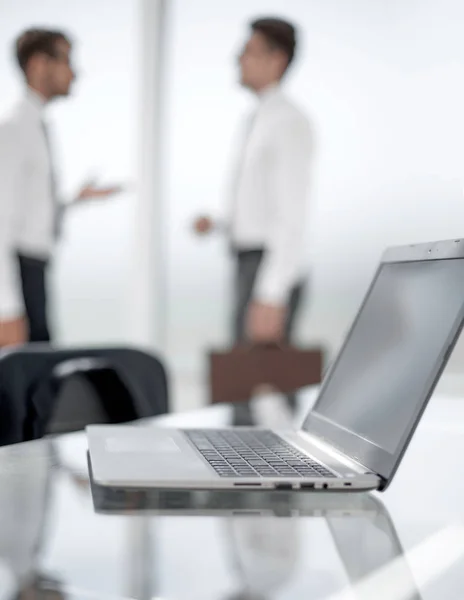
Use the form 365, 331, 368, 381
234, 482, 262, 487
300, 482, 315, 490
274, 483, 293, 490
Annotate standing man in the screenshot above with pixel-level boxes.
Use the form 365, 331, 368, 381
194, 18, 312, 422
0, 29, 121, 347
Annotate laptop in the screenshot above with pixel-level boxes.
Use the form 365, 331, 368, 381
87, 238, 464, 492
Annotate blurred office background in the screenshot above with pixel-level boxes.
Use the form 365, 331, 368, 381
166, 0, 464, 395
2, 0, 464, 409
0, 0, 138, 344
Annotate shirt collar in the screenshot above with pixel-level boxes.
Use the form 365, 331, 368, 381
25, 87, 47, 116
257, 82, 281, 103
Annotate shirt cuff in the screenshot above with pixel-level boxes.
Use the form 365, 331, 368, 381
253, 277, 291, 306
0, 293, 24, 321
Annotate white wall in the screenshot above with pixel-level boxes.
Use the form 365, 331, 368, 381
165, 0, 464, 378
0, 0, 138, 345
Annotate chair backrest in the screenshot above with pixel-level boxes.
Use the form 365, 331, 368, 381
0, 345, 169, 444
46, 370, 113, 435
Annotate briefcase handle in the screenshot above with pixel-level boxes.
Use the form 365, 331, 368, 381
234, 342, 290, 352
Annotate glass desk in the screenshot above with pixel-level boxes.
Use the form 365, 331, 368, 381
1, 388, 464, 599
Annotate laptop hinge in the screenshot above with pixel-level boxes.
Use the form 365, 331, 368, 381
298, 430, 376, 475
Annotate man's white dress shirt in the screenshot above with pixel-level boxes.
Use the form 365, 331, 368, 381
228, 85, 312, 305
0, 90, 56, 319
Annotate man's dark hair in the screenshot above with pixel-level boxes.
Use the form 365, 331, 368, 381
251, 17, 297, 70
15, 28, 70, 73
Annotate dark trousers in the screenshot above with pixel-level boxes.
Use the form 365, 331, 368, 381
17, 253, 51, 343
232, 249, 304, 425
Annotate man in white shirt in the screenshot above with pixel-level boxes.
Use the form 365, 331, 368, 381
0, 29, 121, 347
194, 18, 311, 421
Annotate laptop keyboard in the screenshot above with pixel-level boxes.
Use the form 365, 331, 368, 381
185, 429, 335, 479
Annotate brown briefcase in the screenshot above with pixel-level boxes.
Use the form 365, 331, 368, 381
209, 344, 324, 404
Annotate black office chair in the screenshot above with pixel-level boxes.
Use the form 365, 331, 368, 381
0, 346, 169, 445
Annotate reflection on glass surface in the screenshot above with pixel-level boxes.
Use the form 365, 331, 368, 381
89, 474, 422, 600
327, 511, 422, 600
223, 516, 299, 599
0, 439, 57, 599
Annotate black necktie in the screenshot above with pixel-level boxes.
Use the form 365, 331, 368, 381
40, 119, 63, 239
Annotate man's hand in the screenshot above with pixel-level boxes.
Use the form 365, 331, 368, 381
246, 301, 287, 343
193, 215, 214, 235
76, 183, 124, 203
0, 316, 27, 347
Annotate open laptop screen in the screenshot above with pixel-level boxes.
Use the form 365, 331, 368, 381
303, 253, 464, 483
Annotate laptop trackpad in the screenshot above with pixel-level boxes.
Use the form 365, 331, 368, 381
90, 427, 212, 483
